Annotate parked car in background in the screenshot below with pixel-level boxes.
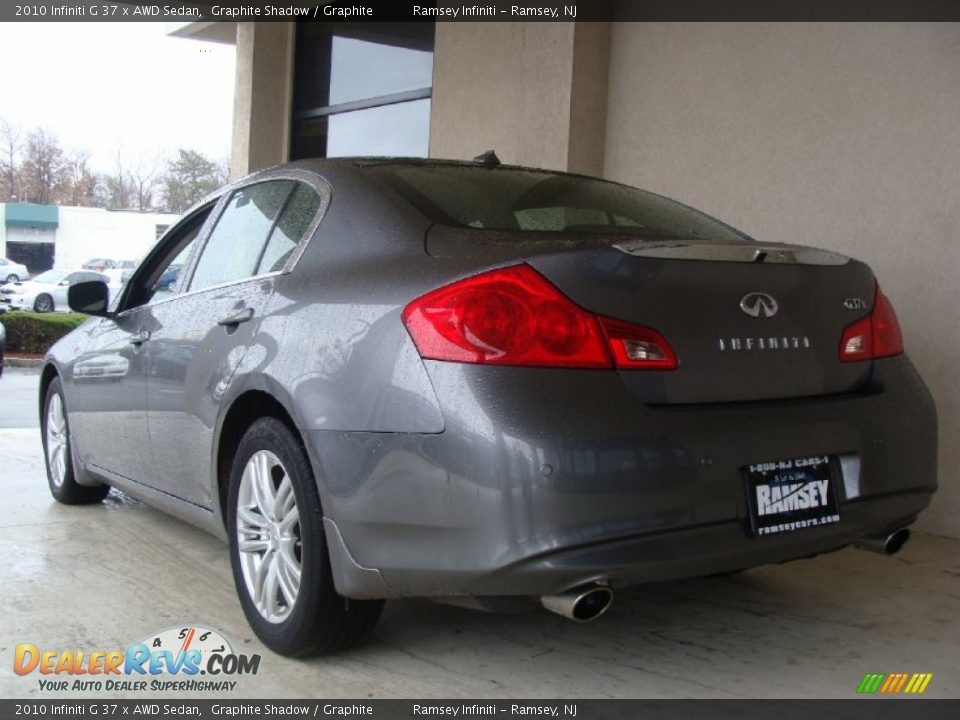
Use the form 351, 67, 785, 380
0, 269, 115, 313
118, 260, 140, 285
156, 263, 183, 291
82, 258, 116, 272
0, 316, 5, 377
39, 159, 937, 658
0, 257, 29, 284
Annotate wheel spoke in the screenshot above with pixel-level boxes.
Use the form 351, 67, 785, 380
279, 543, 302, 585
238, 538, 269, 554
252, 549, 273, 607
261, 552, 281, 619
238, 506, 268, 531
252, 454, 276, 519
276, 554, 298, 608
279, 500, 299, 531
273, 475, 293, 523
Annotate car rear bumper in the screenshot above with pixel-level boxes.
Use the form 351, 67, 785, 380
308, 354, 937, 600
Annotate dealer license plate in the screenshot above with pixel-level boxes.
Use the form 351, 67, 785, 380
743, 455, 841, 537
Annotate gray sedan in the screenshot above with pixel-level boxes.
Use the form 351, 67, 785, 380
39, 159, 937, 656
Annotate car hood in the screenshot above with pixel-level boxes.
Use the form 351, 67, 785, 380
1, 280, 47, 296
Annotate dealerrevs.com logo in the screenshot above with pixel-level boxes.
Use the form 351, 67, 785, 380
14, 625, 261, 693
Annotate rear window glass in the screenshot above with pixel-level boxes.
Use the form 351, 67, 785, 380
368, 164, 747, 243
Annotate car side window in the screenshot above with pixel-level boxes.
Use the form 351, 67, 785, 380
255, 183, 322, 275
189, 180, 295, 292
122, 204, 214, 310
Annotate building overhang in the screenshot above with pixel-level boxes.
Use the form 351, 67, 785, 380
3, 203, 59, 229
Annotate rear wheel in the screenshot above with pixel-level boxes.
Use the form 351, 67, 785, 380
34, 294, 54, 313
228, 417, 383, 656
42, 378, 110, 504
5, 274, 17, 283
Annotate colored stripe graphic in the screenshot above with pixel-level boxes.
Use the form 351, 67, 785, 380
857, 673, 885, 693
857, 672, 933, 694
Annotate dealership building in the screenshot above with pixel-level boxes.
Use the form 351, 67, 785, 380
168, 19, 959, 539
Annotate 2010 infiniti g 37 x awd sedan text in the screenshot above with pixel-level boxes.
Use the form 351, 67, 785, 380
40, 158, 937, 656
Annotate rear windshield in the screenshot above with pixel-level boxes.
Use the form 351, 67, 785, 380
368, 164, 747, 243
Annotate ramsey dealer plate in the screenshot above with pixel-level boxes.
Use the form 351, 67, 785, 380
743, 455, 841, 537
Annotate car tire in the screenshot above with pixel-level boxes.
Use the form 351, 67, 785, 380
5, 274, 17, 283
42, 378, 110, 505
34, 294, 54, 313
228, 417, 383, 657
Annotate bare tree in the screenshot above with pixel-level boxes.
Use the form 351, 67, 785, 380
18, 128, 68, 204
0, 117, 22, 201
61, 150, 99, 207
129, 156, 159, 211
103, 148, 133, 209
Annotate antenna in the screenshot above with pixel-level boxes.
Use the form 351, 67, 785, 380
473, 150, 501, 166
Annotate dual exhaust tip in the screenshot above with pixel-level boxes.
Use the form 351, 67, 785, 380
541, 528, 909, 622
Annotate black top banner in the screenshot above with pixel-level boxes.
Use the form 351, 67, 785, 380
5, 0, 960, 23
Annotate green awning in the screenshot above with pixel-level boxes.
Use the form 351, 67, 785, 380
4, 203, 59, 229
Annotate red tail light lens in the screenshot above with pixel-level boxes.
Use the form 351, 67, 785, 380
839, 284, 904, 362
402, 264, 677, 370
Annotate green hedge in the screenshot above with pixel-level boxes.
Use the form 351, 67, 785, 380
1, 311, 89, 354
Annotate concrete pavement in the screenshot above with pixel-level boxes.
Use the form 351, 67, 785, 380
0, 368, 41, 429
0, 369, 957, 698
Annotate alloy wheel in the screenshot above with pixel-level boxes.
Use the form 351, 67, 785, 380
45, 393, 68, 488
236, 450, 302, 624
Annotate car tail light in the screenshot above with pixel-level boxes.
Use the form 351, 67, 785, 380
839, 284, 904, 362
402, 264, 678, 370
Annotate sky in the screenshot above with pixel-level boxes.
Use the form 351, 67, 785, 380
0, 22, 235, 174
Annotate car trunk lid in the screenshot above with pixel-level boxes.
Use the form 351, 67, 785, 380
426, 227, 876, 404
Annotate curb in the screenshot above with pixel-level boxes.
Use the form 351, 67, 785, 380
4, 357, 43, 369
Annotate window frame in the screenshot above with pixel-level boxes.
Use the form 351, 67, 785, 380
290, 22, 435, 159
113, 168, 331, 316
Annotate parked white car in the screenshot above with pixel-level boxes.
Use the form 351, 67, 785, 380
0, 269, 117, 313
0, 257, 29, 284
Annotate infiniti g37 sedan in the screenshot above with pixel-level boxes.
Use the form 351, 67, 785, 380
40, 159, 937, 656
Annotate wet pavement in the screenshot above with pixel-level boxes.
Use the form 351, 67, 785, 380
1, 369, 958, 698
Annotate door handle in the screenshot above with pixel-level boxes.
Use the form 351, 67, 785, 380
129, 330, 151, 346
217, 307, 254, 327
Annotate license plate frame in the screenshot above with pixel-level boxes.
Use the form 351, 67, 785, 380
743, 455, 841, 537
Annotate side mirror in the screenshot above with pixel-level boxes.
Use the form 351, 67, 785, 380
68, 280, 111, 317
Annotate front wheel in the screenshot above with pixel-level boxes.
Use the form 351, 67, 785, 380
42, 378, 110, 504
34, 294, 54, 313
5, 274, 18, 283
228, 417, 383, 656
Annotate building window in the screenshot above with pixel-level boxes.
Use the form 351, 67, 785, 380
291, 22, 435, 160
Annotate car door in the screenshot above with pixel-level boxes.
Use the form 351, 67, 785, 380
66, 215, 213, 484
145, 178, 323, 507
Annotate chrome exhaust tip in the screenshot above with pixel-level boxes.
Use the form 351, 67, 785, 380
541, 585, 614, 622
854, 528, 910, 556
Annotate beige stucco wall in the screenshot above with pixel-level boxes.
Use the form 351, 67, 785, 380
605, 23, 960, 538
430, 22, 608, 174
230, 22, 294, 178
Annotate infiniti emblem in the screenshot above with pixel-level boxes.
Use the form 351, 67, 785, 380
740, 292, 778, 318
